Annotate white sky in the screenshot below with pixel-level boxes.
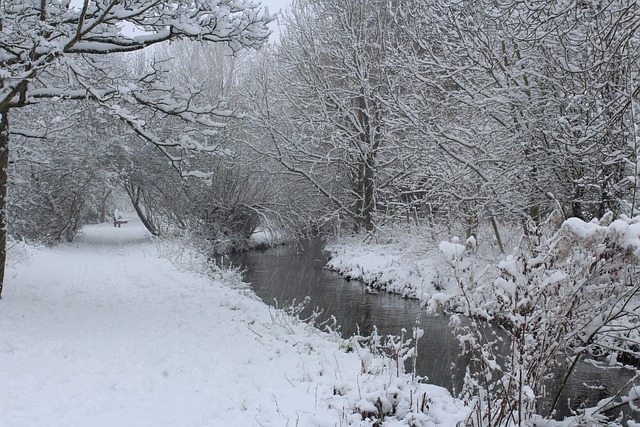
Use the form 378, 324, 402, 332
77, 0, 292, 41
260, 0, 292, 40
261, 0, 292, 15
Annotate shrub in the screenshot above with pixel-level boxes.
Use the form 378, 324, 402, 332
439, 211, 640, 425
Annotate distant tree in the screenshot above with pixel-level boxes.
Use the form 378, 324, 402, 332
0, 0, 271, 297
147, 41, 281, 248
10, 100, 118, 243
241, 0, 423, 232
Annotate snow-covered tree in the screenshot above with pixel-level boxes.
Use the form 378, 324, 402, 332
9, 100, 119, 242
241, 0, 424, 232
398, 0, 640, 228
537, 0, 640, 219
0, 0, 271, 297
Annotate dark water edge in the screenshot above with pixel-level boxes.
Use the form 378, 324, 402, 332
231, 239, 638, 422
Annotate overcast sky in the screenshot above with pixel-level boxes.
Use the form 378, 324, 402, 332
261, 0, 292, 15
260, 0, 292, 40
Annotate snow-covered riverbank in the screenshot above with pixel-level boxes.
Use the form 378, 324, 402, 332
324, 223, 518, 304
1, 219, 469, 427
325, 219, 640, 426
325, 227, 487, 303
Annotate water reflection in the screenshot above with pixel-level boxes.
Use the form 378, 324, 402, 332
232, 239, 637, 421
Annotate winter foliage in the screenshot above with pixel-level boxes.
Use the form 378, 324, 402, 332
435, 212, 640, 425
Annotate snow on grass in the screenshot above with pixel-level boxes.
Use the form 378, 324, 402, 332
325, 232, 440, 300
1, 219, 468, 427
325, 224, 511, 304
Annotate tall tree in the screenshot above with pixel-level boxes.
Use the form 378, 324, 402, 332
243, 0, 422, 232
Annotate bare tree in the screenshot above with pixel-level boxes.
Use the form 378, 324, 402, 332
241, 0, 423, 233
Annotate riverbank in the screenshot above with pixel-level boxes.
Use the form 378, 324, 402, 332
1, 219, 470, 427
324, 219, 640, 425
325, 224, 508, 304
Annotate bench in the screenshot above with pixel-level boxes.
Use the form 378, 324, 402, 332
113, 219, 129, 228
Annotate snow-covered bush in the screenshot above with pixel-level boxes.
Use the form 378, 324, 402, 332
439, 211, 640, 425
263, 295, 468, 425
333, 326, 439, 424
354, 326, 423, 380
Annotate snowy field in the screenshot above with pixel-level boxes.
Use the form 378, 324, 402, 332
1, 219, 468, 427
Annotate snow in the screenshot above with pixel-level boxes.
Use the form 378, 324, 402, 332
1, 218, 468, 427
325, 226, 503, 303
497, 255, 519, 278
325, 231, 444, 300
438, 241, 466, 264
248, 227, 287, 248
494, 277, 516, 297
562, 215, 640, 255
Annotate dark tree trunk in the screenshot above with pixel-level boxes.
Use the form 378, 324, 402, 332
124, 183, 159, 236
131, 198, 159, 236
362, 154, 375, 231
352, 95, 376, 233
0, 110, 9, 298
353, 155, 376, 233
571, 186, 584, 220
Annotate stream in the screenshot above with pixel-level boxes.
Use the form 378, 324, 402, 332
232, 238, 637, 421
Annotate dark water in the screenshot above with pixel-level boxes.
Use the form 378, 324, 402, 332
233, 239, 463, 389
232, 239, 637, 421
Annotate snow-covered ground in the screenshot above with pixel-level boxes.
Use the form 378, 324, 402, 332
325, 225, 510, 304
325, 230, 457, 303
1, 218, 469, 427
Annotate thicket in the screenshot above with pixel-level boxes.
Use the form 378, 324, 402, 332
439, 212, 640, 425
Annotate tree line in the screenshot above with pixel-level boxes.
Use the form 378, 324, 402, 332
247, 0, 639, 236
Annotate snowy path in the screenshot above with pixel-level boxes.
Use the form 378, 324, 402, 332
1, 220, 361, 427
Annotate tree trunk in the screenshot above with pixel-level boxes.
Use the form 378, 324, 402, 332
351, 94, 377, 233
131, 199, 159, 236
0, 110, 9, 298
353, 157, 375, 232
571, 186, 584, 220
124, 183, 159, 236
490, 214, 505, 254
99, 189, 112, 223
363, 153, 375, 230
